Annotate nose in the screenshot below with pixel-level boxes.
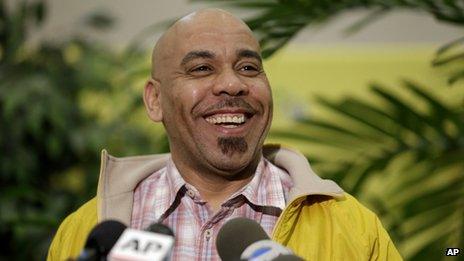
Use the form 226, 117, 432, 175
212, 68, 249, 96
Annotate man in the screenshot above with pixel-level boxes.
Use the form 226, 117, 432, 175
48, 9, 402, 260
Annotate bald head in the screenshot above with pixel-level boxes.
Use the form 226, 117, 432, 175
151, 8, 259, 79
143, 8, 272, 180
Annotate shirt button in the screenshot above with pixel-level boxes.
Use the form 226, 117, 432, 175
186, 189, 195, 198
205, 229, 213, 240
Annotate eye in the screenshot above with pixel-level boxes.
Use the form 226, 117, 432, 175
238, 64, 261, 76
241, 65, 258, 71
190, 65, 213, 73
194, 66, 210, 71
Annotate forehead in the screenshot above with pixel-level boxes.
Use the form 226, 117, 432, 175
173, 25, 260, 59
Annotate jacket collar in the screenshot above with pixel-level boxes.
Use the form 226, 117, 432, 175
262, 144, 344, 201
96, 144, 344, 224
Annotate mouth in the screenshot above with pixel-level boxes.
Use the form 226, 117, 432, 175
204, 113, 250, 128
201, 106, 255, 134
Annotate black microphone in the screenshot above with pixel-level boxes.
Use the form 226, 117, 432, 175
77, 220, 127, 261
216, 217, 268, 260
108, 222, 175, 261
272, 254, 305, 261
216, 217, 303, 261
146, 222, 175, 237
146, 222, 175, 261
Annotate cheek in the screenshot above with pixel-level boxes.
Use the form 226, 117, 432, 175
250, 80, 273, 110
189, 87, 204, 104
167, 81, 210, 117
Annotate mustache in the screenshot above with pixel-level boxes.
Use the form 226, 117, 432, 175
202, 97, 257, 115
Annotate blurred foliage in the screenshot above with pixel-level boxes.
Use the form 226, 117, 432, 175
0, 0, 167, 259
195, 0, 464, 259
195, 0, 464, 85
270, 82, 464, 259
433, 36, 464, 85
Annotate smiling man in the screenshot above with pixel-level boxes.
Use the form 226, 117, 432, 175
144, 10, 273, 213
48, 9, 402, 261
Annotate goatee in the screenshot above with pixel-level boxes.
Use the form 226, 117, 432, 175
218, 137, 248, 155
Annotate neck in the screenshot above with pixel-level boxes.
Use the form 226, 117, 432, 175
171, 154, 261, 212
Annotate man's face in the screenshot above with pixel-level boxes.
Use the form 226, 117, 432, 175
153, 22, 272, 176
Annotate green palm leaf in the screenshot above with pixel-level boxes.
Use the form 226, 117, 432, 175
271, 81, 464, 260
196, 0, 464, 84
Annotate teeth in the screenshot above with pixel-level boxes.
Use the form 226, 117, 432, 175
205, 114, 246, 125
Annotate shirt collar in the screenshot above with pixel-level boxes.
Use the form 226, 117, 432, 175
225, 157, 288, 210
163, 156, 288, 214
159, 158, 188, 219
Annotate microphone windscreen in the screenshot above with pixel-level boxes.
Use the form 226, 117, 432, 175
272, 254, 305, 261
84, 220, 127, 256
146, 223, 175, 237
216, 217, 269, 261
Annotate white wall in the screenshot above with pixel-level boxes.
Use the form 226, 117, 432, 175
26, 0, 462, 49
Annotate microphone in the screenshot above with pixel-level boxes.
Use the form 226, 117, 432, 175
241, 240, 295, 260
146, 223, 175, 237
146, 223, 175, 260
216, 217, 303, 261
76, 220, 127, 261
108, 222, 175, 261
272, 255, 305, 261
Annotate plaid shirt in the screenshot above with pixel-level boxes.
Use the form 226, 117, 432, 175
131, 156, 293, 261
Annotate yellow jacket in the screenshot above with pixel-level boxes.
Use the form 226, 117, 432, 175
48, 145, 402, 260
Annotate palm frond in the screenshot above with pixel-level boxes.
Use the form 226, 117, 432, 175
270, 81, 464, 259
196, 0, 464, 84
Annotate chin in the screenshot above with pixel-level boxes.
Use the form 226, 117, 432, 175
199, 136, 263, 174
207, 150, 259, 176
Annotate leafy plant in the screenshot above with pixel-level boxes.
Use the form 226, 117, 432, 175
195, 0, 464, 85
0, 1, 167, 259
270, 81, 464, 259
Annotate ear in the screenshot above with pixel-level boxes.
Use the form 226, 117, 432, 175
143, 78, 163, 122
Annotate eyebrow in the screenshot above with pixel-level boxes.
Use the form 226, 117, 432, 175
237, 49, 262, 64
179, 49, 262, 67
180, 50, 215, 66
